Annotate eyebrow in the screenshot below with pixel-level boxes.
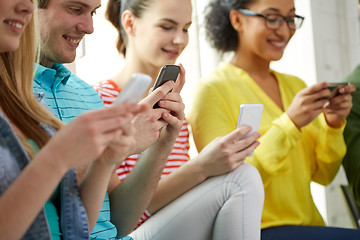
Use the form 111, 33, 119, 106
160, 18, 192, 27
66, 1, 101, 10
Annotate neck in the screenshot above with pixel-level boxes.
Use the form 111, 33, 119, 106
39, 55, 54, 69
230, 50, 272, 80
114, 52, 160, 92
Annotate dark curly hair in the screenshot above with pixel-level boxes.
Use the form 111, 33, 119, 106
106, 0, 153, 56
204, 0, 256, 53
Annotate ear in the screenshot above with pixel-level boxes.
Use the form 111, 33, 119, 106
229, 9, 243, 32
121, 10, 136, 36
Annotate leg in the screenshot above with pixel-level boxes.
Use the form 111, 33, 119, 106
129, 163, 264, 240
261, 225, 360, 240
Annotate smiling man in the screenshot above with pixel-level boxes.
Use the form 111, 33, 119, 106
32, 1, 183, 240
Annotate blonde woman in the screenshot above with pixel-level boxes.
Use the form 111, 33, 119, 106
0, 0, 145, 239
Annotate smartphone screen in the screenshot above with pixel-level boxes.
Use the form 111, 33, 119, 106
152, 65, 180, 91
152, 65, 180, 108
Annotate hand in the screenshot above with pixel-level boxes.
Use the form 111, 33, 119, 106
43, 103, 144, 171
323, 83, 356, 128
129, 80, 177, 154
195, 126, 261, 178
98, 103, 149, 167
287, 82, 330, 129
156, 64, 186, 143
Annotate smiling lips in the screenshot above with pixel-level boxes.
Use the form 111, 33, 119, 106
5, 20, 24, 30
268, 39, 287, 49
162, 48, 180, 58
64, 35, 81, 45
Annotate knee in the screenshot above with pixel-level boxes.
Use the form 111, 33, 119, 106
231, 163, 264, 200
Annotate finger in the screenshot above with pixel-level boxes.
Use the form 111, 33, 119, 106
157, 98, 185, 118
97, 113, 135, 134
233, 131, 261, 151
93, 103, 145, 120
140, 81, 175, 106
161, 111, 182, 129
229, 140, 260, 163
338, 84, 356, 95
173, 63, 186, 93
306, 82, 329, 95
327, 93, 352, 107
220, 126, 253, 144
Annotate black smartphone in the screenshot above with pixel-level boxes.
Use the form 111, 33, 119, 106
152, 65, 180, 108
325, 82, 350, 99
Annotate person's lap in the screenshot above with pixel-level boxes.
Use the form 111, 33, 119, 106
261, 225, 360, 240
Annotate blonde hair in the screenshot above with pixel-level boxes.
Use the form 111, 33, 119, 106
0, 0, 63, 157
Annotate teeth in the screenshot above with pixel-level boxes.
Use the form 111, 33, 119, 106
7, 21, 23, 29
271, 41, 286, 47
65, 36, 81, 44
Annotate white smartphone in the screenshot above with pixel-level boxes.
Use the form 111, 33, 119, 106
112, 73, 152, 104
237, 104, 263, 156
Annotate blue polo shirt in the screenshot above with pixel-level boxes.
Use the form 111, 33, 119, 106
33, 63, 104, 123
33, 63, 133, 240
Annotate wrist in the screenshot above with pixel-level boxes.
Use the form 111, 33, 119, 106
189, 156, 208, 182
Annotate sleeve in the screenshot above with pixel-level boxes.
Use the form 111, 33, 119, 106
246, 113, 302, 186
310, 115, 346, 185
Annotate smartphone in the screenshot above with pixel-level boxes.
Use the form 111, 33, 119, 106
152, 65, 180, 90
112, 73, 152, 104
328, 82, 349, 98
152, 65, 180, 108
237, 104, 263, 156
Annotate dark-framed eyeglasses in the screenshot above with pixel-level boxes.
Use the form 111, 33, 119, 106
238, 9, 305, 31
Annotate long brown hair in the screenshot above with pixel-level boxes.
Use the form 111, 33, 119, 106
0, 0, 63, 157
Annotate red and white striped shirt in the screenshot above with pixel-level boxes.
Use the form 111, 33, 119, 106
93, 79, 190, 227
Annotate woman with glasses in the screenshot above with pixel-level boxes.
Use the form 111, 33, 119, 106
190, 0, 360, 239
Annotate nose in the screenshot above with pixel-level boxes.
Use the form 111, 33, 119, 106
275, 19, 293, 39
173, 29, 189, 47
16, 0, 34, 15
76, 15, 94, 34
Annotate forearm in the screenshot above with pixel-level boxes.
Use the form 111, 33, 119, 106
146, 158, 206, 214
109, 142, 171, 236
0, 151, 67, 239
79, 160, 116, 231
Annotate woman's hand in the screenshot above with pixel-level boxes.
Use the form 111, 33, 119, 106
287, 82, 331, 129
42, 103, 145, 171
156, 64, 186, 143
129, 80, 177, 154
195, 126, 261, 179
323, 83, 356, 128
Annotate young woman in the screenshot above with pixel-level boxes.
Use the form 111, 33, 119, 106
92, 0, 264, 239
0, 0, 145, 239
190, 0, 360, 239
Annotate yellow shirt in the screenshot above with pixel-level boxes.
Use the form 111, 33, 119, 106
189, 62, 346, 229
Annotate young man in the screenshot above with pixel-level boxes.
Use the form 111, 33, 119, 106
33, 0, 185, 239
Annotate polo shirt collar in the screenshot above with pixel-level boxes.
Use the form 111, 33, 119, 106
34, 63, 72, 89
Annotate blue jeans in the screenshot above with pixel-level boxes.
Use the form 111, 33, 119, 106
261, 225, 360, 240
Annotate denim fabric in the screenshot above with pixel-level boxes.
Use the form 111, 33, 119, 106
0, 95, 90, 240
